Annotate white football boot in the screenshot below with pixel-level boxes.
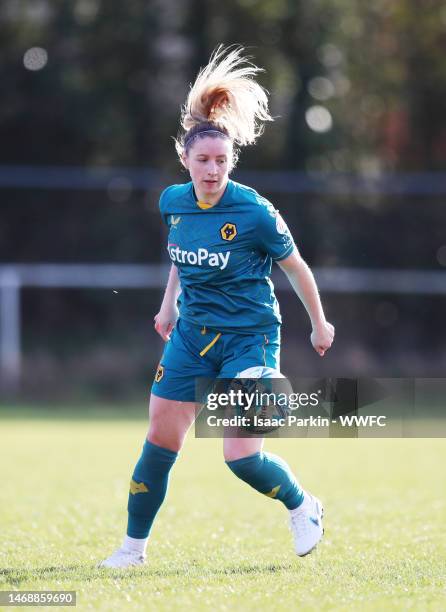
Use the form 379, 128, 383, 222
98, 547, 146, 568
289, 491, 324, 556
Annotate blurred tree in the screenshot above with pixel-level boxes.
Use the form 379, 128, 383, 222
1, 0, 445, 394
321, 0, 446, 172
1, 0, 445, 171
0, 0, 446, 265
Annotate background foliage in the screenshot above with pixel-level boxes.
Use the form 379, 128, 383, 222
1, 0, 445, 397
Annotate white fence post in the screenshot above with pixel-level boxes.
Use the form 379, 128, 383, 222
0, 268, 21, 391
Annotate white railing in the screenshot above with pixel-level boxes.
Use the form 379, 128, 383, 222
1, 263, 445, 389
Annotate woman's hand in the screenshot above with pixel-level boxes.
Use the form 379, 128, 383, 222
154, 303, 179, 342
311, 320, 335, 356
154, 264, 181, 341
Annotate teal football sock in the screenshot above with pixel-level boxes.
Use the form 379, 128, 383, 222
127, 440, 178, 539
226, 451, 304, 510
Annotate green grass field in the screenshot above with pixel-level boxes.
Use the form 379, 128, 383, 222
1, 405, 445, 611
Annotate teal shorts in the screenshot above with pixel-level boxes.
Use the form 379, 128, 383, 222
151, 318, 281, 402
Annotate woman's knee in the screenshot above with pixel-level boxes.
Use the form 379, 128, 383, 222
223, 435, 264, 462
147, 394, 196, 452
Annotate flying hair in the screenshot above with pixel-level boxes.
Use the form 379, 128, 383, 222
175, 45, 273, 161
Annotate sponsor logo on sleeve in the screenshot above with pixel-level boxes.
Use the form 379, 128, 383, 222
274, 211, 289, 235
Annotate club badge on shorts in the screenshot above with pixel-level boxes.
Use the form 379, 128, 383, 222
154, 364, 164, 382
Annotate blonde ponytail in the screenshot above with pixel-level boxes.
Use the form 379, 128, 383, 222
175, 45, 273, 160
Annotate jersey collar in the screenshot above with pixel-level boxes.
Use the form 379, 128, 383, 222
191, 180, 235, 210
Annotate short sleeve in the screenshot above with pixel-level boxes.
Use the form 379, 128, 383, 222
158, 188, 169, 226
256, 203, 296, 261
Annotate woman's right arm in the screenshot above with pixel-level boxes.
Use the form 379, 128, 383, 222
154, 264, 181, 341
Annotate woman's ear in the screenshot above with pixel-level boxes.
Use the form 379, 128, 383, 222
181, 153, 188, 170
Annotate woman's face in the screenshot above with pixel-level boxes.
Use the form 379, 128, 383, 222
183, 136, 233, 202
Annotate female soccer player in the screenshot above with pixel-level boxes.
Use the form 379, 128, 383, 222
100, 46, 334, 568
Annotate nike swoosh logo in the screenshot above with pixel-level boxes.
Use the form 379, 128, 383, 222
309, 516, 320, 526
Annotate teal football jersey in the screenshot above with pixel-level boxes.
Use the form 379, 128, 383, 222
159, 179, 296, 334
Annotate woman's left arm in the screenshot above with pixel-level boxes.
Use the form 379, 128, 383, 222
278, 249, 335, 356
